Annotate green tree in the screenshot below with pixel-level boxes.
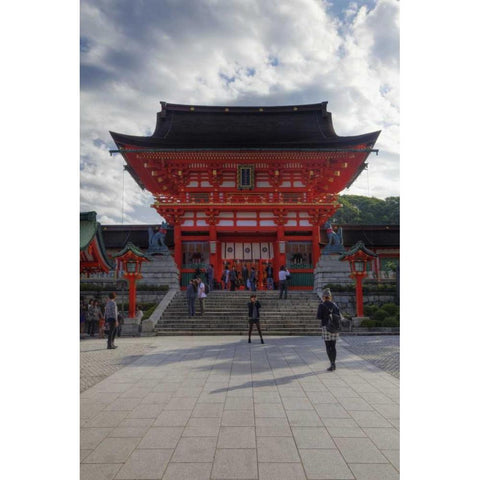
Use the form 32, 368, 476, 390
330, 195, 399, 225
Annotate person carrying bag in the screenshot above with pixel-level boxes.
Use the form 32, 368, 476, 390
316, 288, 341, 371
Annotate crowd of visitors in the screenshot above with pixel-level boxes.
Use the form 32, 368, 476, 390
80, 293, 146, 346
81, 268, 343, 371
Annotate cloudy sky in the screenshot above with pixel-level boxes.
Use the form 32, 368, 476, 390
80, 0, 399, 225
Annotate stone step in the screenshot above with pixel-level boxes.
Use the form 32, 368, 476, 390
154, 290, 323, 335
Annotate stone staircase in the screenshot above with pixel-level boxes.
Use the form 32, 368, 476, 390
154, 290, 323, 336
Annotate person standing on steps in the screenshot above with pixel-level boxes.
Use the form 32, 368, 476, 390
105, 292, 119, 350
278, 265, 290, 299
316, 288, 341, 371
197, 277, 207, 315
186, 279, 197, 317
206, 264, 214, 292
249, 267, 257, 292
222, 266, 230, 290
230, 268, 237, 291
247, 294, 264, 344
242, 263, 249, 290
265, 262, 274, 290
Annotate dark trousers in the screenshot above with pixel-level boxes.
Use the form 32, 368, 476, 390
325, 340, 337, 365
279, 280, 287, 299
86, 320, 96, 335
107, 319, 117, 348
248, 319, 263, 340
199, 297, 205, 315
187, 297, 196, 316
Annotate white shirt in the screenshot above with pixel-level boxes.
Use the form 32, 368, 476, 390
198, 281, 207, 298
279, 269, 289, 281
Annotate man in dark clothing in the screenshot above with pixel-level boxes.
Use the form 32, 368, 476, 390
230, 268, 237, 291
247, 294, 264, 344
249, 267, 257, 291
105, 292, 119, 350
206, 264, 214, 292
242, 264, 249, 290
186, 279, 197, 317
265, 263, 274, 290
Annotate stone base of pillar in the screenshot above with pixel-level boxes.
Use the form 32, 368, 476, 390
352, 316, 369, 327
119, 318, 142, 336
314, 253, 352, 293
140, 319, 155, 336
138, 255, 180, 290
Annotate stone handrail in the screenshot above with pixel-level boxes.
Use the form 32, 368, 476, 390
141, 289, 179, 334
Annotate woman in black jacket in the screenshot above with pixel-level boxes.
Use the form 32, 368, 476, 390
247, 294, 264, 344
317, 288, 341, 371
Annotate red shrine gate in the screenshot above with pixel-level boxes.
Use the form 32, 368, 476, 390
110, 102, 380, 289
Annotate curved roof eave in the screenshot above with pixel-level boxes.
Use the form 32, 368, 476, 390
109, 130, 381, 151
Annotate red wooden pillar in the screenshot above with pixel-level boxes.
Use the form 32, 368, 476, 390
127, 276, 138, 318
312, 224, 321, 267
277, 226, 286, 268
354, 276, 365, 317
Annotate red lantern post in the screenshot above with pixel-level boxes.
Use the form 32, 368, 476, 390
113, 243, 151, 319
339, 242, 378, 318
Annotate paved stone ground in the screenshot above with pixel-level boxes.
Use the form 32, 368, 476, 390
81, 335, 400, 392
81, 335, 399, 479
80, 336, 161, 392
340, 335, 400, 379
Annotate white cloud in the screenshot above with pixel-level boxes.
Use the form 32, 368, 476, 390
80, 0, 399, 223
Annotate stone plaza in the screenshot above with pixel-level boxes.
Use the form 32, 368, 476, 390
81, 335, 399, 479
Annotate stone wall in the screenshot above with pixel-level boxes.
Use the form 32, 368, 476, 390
314, 253, 352, 291
328, 292, 396, 315
80, 289, 168, 307
138, 254, 180, 290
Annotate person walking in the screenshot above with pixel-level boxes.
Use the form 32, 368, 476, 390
278, 265, 290, 299
80, 297, 87, 335
117, 311, 124, 337
249, 267, 257, 292
92, 300, 102, 337
317, 288, 341, 371
265, 263, 274, 290
135, 306, 143, 336
197, 277, 207, 315
242, 264, 249, 290
206, 264, 214, 291
98, 301, 105, 339
230, 268, 237, 291
247, 294, 264, 344
186, 279, 197, 317
105, 292, 119, 350
86, 299, 96, 336
222, 266, 230, 290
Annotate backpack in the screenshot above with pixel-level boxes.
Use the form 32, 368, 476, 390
326, 305, 341, 333
204, 283, 210, 294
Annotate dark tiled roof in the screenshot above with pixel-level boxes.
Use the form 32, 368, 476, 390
102, 225, 174, 249
112, 241, 152, 260
339, 241, 378, 260
110, 101, 380, 150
